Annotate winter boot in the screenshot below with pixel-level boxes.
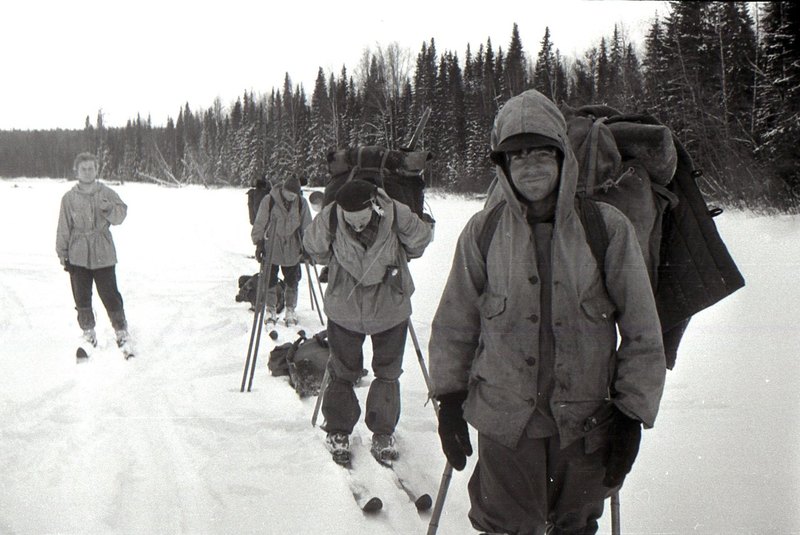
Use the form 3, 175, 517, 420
325, 432, 351, 466
82, 328, 98, 348
76, 328, 97, 361
265, 306, 279, 325
370, 433, 398, 464
115, 329, 135, 359
284, 307, 298, 327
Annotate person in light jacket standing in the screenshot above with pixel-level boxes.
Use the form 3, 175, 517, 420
251, 176, 312, 326
428, 90, 666, 535
303, 179, 432, 465
56, 152, 131, 354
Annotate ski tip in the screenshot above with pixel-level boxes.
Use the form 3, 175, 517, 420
76, 347, 89, 361
415, 493, 433, 512
362, 497, 383, 513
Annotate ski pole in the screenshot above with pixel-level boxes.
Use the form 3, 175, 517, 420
427, 464, 453, 535
611, 491, 621, 535
240, 250, 269, 392
311, 365, 331, 427
241, 225, 276, 392
307, 272, 315, 311
304, 260, 325, 326
311, 262, 325, 300
406, 320, 455, 535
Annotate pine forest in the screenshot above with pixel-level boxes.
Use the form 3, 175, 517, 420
1, 2, 798, 212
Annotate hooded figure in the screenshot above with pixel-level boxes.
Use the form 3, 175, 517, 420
428, 90, 665, 535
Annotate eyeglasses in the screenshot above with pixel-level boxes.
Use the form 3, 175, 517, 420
506, 146, 558, 162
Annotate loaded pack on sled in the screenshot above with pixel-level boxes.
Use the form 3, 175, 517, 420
268, 330, 330, 397
236, 274, 285, 313
483, 104, 745, 368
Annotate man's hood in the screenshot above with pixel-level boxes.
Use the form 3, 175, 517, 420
489, 90, 580, 223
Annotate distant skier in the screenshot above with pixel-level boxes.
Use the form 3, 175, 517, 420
56, 152, 132, 357
303, 179, 432, 465
251, 176, 312, 326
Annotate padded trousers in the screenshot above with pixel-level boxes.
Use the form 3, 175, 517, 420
321, 318, 408, 435
468, 432, 610, 535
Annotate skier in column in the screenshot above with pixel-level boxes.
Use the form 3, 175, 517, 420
56, 151, 132, 357
303, 179, 432, 465
428, 90, 666, 534
251, 175, 312, 326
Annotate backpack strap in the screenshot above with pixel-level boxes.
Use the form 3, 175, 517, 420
575, 196, 610, 279
477, 197, 609, 286
477, 201, 507, 261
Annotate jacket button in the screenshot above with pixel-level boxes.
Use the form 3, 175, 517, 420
528, 314, 539, 323
554, 320, 562, 327
525, 357, 536, 366
529, 275, 539, 284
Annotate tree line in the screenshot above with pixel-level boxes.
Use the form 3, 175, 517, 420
1, 2, 797, 212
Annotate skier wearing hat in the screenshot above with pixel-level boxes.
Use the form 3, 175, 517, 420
251, 175, 312, 326
428, 89, 666, 534
303, 179, 432, 465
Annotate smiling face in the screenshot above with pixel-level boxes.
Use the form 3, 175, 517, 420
75, 160, 97, 184
342, 206, 373, 233
506, 146, 560, 202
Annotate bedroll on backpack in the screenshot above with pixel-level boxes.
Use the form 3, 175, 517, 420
268, 330, 330, 398
561, 103, 745, 368
323, 145, 434, 223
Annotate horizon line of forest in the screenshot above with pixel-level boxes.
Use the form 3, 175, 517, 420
1, 2, 798, 213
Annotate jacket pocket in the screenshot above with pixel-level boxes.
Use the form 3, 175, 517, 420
477, 292, 506, 319
580, 296, 616, 322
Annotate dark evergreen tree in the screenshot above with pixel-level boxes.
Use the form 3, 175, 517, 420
756, 1, 800, 196
504, 23, 527, 98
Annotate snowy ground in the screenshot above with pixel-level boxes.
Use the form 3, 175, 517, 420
0, 178, 798, 535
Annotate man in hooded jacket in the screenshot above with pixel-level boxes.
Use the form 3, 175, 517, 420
428, 89, 666, 534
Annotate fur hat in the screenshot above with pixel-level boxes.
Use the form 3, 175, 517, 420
283, 176, 302, 195
335, 180, 377, 212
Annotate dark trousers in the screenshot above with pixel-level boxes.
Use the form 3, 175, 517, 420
468, 433, 609, 535
69, 265, 125, 330
267, 263, 301, 289
322, 319, 408, 435
266, 264, 301, 309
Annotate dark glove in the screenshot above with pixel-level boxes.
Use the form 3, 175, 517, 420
318, 266, 329, 283
255, 242, 265, 262
436, 391, 473, 471
62, 259, 73, 273
602, 408, 642, 488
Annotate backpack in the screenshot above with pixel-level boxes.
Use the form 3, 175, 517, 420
247, 184, 271, 225
481, 105, 745, 368
323, 145, 434, 226
268, 330, 330, 398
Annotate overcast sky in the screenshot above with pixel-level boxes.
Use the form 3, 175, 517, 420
1, 0, 669, 131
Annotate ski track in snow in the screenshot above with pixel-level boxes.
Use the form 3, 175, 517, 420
1, 178, 798, 534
